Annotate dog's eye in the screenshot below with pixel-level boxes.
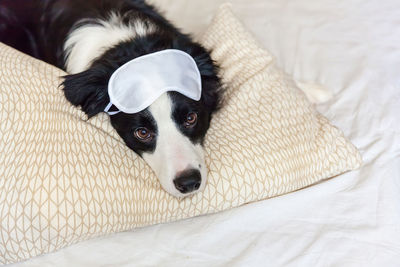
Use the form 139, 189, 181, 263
185, 112, 198, 128
134, 127, 153, 141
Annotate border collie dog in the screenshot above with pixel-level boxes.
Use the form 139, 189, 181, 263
0, 0, 222, 198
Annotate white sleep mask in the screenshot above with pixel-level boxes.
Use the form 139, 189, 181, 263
104, 49, 202, 115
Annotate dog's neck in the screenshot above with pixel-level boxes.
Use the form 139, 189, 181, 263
64, 12, 155, 74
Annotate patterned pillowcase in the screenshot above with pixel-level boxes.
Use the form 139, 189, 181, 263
0, 4, 361, 264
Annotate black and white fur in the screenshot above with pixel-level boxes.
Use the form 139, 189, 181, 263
0, 0, 222, 198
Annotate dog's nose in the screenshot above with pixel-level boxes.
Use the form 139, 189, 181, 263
173, 169, 201, 194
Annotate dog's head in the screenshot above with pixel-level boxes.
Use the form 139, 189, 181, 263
62, 39, 221, 198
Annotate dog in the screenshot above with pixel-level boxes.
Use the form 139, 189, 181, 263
0, 0, 222, 198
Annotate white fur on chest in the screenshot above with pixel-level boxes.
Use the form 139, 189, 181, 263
64, 12, 155, 74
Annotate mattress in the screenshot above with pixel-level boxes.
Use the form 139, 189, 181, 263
10, 0, 400, 266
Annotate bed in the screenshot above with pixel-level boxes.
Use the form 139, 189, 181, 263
9, 0, 400, 266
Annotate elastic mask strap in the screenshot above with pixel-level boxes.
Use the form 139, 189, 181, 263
104, 102, 121, 116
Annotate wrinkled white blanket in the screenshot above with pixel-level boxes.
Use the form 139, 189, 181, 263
12, 0, 400, 266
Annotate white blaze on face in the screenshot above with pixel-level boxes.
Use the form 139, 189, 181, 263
142, 93, 207, 198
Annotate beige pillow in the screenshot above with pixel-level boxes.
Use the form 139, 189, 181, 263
0, 4, 361, 264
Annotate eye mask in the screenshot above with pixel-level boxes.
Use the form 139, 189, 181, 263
104, 49, 202, 115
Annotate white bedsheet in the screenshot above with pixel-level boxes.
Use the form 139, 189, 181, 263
10, 0, 400, 266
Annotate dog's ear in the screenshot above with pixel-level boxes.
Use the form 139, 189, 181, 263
172, 37, 222, 113
201, 71, 221, 112
62, 68, 110, 118
196, 52, 222, 113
